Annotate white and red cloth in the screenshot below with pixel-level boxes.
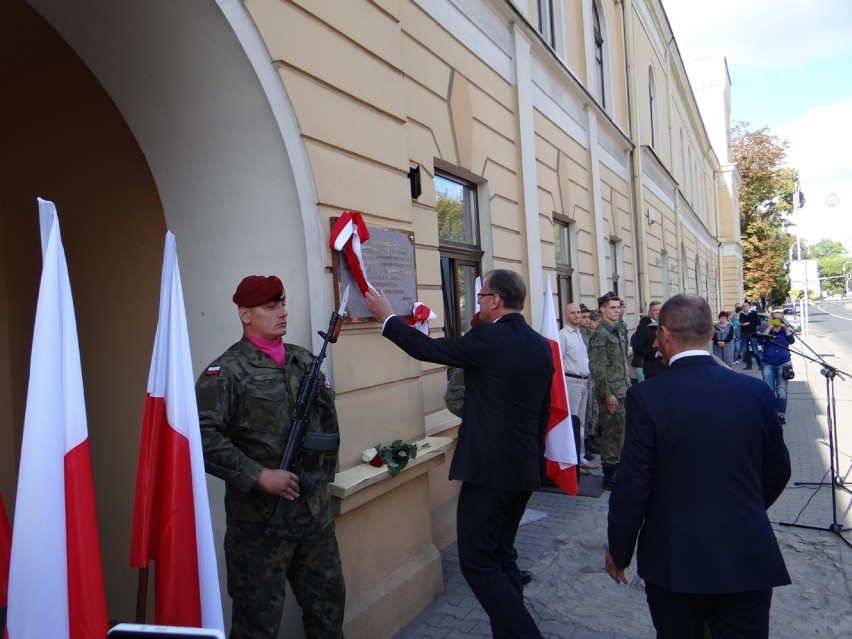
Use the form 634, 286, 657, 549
130, 232, 224, 631
539, 277, 578, 495
330, 211, 372, 294
407, 302, 437, 335
6, 199, 108, 639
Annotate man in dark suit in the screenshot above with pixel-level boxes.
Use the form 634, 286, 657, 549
631, 300, 665, 379
605, 294, 791, 639
365, 270, 551, 639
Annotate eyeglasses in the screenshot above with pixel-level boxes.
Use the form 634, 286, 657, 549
476, 292, 498, 300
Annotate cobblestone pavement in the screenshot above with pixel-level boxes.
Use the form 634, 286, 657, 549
396, 341, 852, 639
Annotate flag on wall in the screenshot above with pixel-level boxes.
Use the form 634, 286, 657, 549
330, 211, 372, 294
130, 232, 223, 631
6, 198, 108, 639
539, 277, 578, 495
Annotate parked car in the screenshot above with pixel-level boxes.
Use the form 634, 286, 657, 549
782, 304, 795, 315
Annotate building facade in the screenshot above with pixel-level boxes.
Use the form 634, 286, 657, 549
0, 0, 741, 636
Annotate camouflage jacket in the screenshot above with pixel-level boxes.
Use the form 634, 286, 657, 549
444, 367, 465, 418
588, 319, 630, 399
196, 338, 339, 522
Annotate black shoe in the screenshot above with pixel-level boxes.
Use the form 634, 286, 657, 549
779, 415, 787, 424
519, 570, 532, 586
584, 452, 596, 461
602, 464, 617, 490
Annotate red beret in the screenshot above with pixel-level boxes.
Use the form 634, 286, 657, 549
232, 275, 284, 307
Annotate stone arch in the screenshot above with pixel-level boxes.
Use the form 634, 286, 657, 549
1, 0, 323, 623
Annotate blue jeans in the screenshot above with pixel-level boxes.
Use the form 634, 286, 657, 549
761, 363, 789, 416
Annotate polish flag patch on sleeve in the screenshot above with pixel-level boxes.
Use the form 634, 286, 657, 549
206, 365, 221, 376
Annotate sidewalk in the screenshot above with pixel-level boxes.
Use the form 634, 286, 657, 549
396, 356, 852, 638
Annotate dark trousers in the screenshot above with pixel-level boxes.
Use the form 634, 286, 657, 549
743, 334, 762, 367
456, 482, 542, 639
645, 581, 773, 639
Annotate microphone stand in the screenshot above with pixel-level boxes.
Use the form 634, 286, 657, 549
769, 323, 852, 548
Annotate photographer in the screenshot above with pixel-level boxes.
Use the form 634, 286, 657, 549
758, 311, 796, 424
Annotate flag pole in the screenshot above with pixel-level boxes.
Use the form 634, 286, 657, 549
135, 567, 149, 623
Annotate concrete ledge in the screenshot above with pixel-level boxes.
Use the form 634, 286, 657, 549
425, 408, 459, 437
330, 436, 453, 515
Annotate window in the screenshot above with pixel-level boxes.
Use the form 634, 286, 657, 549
554, 219, 576, 327
649, 66, 658, 149
435, 172, 482, 337
593, 2, 606, 109
695, 257, 701, 294
609, 239, 621, 296
537, 0, 556, 48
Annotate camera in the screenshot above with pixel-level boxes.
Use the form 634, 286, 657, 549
107, 624, 225, 639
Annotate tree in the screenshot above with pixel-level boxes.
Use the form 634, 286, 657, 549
810, 239, 846, 260
804, 239, 850, 294
732, 123, 798, 305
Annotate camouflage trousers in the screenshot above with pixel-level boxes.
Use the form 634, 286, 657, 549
225, 513, 345, 639
585, 379, 598, 437
597, 397, 625, 467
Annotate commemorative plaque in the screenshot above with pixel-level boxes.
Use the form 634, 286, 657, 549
331, 220, 417, 322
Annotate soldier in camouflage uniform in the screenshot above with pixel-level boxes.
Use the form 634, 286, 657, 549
588, 292, 631, 489
582, 310, 600, 456
196, 275, 345, 639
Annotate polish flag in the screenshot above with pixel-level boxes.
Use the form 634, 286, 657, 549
539, 277, 578, 495
330, 211, 372, 294
6, 198, 108, 639
130, 232, 223, 631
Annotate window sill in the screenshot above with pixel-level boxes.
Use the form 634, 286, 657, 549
330, 436, 453, 515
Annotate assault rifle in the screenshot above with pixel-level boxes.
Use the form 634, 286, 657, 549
265, 285, 350, 540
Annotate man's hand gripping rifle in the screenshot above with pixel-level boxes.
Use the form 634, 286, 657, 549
265, 286, 350, 540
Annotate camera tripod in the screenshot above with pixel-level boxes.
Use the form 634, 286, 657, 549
776, 329, 852, 549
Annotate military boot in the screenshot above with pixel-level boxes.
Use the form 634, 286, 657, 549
602, 464, 618, 490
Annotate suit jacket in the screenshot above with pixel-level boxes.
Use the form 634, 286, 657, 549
631, 319, 665, 377
607, 354, 791, 594
383, 313, 553, 491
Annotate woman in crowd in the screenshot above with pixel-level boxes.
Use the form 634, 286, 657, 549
731, 304, 742, 362
759, 310, 796, 424
713, 311, 735, 366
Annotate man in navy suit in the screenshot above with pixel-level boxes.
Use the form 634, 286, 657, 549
365, 270, 551, 639
605, 294, 791, 639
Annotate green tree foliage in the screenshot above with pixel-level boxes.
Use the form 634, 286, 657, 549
805, 239, 851, 294
437, 194, 466, 242
732, 123, 799, 305
809, 239, 846, 259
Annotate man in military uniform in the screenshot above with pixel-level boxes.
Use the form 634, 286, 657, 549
588, 292, 631, 490
196, 275, 345, 639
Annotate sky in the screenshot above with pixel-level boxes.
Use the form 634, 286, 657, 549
661, 0, 852, 250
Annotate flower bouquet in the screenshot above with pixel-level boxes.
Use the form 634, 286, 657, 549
362, 440, 418, 477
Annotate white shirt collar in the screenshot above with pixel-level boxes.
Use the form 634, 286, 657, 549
669, 349, 710, 365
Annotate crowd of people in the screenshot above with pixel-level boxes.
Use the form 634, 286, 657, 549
195, 270, 793, 639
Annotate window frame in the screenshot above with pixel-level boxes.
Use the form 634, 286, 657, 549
592, 1, 606, 109
435, 170, 483, 337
